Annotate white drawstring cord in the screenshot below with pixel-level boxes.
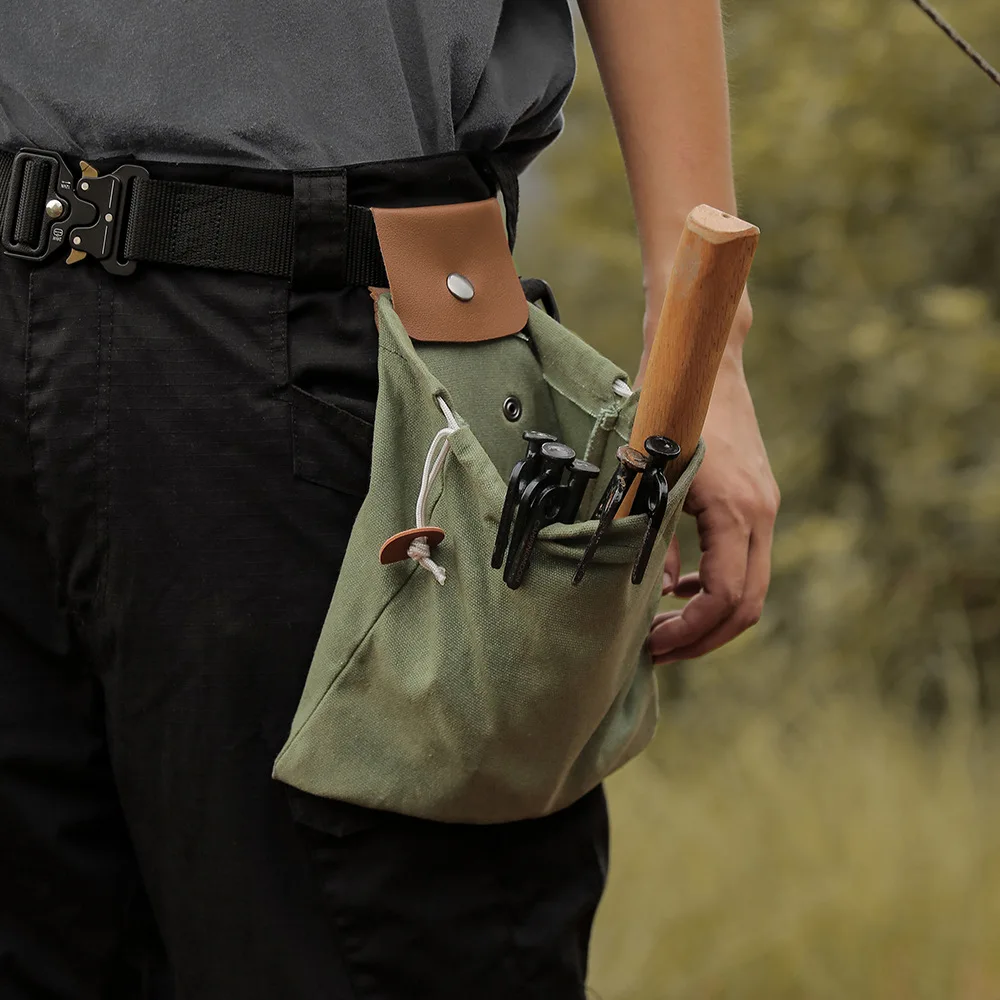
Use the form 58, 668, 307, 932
408, 397, 460, 584
612, 377, 633, 398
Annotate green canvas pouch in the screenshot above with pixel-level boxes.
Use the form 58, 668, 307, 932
273, 292, 704, 823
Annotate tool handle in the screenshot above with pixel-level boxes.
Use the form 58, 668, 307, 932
615, 205, 759, 518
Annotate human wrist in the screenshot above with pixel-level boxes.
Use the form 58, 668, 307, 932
643, 268, 751, 332
727, 287, 754, 350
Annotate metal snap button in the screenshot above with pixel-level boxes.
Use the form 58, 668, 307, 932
502, 395, 522, 422
446, 273, 475, 302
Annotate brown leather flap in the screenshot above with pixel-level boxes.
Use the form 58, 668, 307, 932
371, 199, 529, 343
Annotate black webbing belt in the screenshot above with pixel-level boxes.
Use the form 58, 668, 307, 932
0, 148, 517, 285
121, 177, 385, 284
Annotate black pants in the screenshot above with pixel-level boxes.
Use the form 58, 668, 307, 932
0, 160, 608, 999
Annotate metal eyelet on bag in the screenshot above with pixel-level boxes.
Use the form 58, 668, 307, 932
502, 395, 522, 422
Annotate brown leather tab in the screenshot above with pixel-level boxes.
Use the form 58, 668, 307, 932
371, 200, 529, 343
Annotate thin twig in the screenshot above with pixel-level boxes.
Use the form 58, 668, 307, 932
908, 0, 1000, 89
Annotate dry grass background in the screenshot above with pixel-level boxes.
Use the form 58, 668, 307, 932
588, 696, 1000, 998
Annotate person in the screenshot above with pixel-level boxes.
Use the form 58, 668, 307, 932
0, 0, 779, 996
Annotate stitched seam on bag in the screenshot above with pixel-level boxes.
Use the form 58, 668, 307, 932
376, 340, 451, 405
377, 340, 414, 365
375, 342, 459, 441
526, 308, 629, 418
539, 540, 652, 559
378, 344, 407, 363
538, 371, 615, 421
580, 402, 623, 467
539, 462, 694, 557
274, 563, 420, 765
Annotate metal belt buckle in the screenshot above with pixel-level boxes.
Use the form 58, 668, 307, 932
1, 147, 148, 275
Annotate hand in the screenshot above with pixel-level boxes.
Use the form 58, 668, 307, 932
643, 307, 780, 665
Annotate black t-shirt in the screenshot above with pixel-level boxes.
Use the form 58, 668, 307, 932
0, 0, 575, 171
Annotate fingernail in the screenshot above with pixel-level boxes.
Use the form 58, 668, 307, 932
662, 571, 675, 594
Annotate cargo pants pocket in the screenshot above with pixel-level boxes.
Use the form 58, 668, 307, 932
276, 285, 378, 496
287, 784, 608, 1000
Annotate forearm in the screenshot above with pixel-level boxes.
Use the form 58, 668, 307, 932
579, 0, 751, 351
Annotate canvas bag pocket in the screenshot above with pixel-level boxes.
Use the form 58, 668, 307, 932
273, 294, 704, 824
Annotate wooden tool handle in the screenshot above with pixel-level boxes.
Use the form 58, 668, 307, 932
616, 205, 759, 517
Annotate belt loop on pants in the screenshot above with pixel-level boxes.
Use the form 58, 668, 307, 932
292, 168, 347, 291
484, 154, 520, 253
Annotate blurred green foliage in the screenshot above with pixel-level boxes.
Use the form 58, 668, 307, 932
516, 3, 1000, 995
518, 0, 1000, 714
